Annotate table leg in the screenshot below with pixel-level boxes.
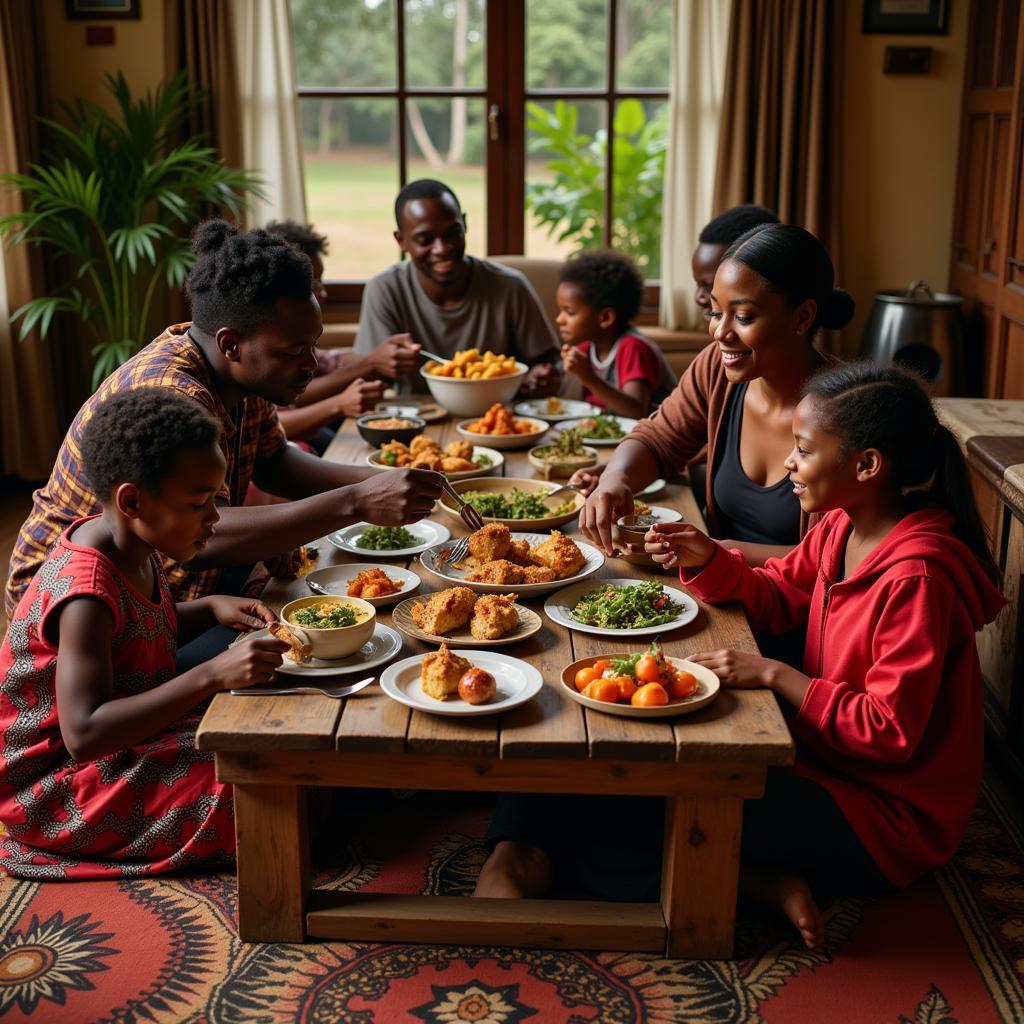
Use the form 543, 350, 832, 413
661, 796, 742, 959
234, 783, 310, 942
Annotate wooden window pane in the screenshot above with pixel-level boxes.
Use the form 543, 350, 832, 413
301, 98, 400, 280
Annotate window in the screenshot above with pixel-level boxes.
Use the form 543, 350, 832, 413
291, 0, 670, 300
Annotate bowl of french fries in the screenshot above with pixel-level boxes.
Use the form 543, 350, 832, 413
420, 349, 529, 417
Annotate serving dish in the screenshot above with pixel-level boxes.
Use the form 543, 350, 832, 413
391, 596, 542, 647
365, 444, 504, 480
543, 577, 699, 638
557, 415, 638, 447
355, 414, 426, 447
328, 521, 450, 558
420, 362, 528, 417
436, 477, 584, 530
455, 416, 550, 450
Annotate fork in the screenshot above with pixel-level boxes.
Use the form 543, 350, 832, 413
440, 478, 485, 532
230, 676, 375, 698
437, 536, 470, 570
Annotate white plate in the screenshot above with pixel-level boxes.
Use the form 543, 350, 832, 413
237, 623, 403, 677
635, 478, 667, 498
303, 563, 421, 607
454, 418, 551, 451
544, 577, 699, 638
375, 399, 448, 423
419, 532, 605, 596
329, 521, 450, 558
557, 416, 638, 447
379, 650, 543, 716
629, 505, 683, 524
365, 445, 504, 480
514, 398, 601, 421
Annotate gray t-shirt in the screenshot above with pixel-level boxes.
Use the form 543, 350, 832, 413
354, 257, 559, 392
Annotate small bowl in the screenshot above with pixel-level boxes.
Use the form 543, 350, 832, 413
356, 414, 426, 448
279, 595, 376, 660
527, 443, 599, 480
455, 417, 550, 450
615, 513, 662, 547
420, 362, 529, 418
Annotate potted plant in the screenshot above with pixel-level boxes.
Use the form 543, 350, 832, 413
0, 71, 263, 388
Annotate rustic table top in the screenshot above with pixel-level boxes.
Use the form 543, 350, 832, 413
196, 415, 794, 768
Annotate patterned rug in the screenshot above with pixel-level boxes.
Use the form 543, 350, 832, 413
1, 785, 1023, 1024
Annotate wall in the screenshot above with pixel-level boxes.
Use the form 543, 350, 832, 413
39, 0, 166, 112
839, 1, 969, 352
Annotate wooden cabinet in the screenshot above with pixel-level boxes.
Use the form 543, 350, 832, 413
950, 0, 1024, 397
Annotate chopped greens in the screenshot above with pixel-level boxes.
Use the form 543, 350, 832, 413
578, 414, 625, 440
290, 603, 358, 629
380, 450, 399, 466
475, 453, 493, 468
355, 526, 418, 550
461, 488, 575, 520
570, 581, 682, 629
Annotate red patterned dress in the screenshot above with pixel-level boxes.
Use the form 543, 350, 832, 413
0, 519, 235, 879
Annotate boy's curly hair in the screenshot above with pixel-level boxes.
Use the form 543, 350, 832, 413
265, 220, 329, 262
81, 389, 221, 498
186, 219, 313, 336
558, 249, 645, 329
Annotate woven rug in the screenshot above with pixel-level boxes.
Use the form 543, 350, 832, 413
1, 784, 1023, 1024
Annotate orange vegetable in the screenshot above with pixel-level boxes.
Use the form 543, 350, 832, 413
613, 674, 637, 701
631, 682, 669, 707
668, 670, 699, 699
584, 678, 622, 704
574, 666, 599, 691
635, 653, 662, 683
592, 659, 611, 675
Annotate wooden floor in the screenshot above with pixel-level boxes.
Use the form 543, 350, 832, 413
0, 481, 35, 638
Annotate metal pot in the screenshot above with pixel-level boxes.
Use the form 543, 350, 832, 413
859, 281, 965, 397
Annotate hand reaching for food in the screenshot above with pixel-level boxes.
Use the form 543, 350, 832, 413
643, 522, 717, 570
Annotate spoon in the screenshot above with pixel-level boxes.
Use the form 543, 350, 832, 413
230, 676, 375, 698
419, 350, 450, 365
306, 578, 331, 597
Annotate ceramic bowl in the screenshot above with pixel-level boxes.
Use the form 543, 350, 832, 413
420, 362, 529, 417
356, 414, 426, 448
279, 595, 376, 660
527, 443, 600, 479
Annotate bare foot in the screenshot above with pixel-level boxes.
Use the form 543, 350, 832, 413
473, 841, 552, 899
741, 866, 824, 950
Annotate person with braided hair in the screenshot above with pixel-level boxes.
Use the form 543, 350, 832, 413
6, 221, 444, 666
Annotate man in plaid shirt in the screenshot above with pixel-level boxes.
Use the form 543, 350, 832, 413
5, 221, 444, 627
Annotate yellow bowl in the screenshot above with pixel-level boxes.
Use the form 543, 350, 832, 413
279, 595, 376, 660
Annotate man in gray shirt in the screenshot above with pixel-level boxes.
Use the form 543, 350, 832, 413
351, 179, 561, 396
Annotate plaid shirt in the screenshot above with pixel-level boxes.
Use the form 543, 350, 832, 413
5, 324, 286, 619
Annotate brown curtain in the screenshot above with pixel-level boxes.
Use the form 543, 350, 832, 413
0, 2, 63, 480
712, 0, 843, 326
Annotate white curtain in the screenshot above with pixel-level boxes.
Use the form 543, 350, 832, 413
231, 0, 308, 226
658, 0, 732, 330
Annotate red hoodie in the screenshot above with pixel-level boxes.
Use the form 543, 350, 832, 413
681, 508, 1006, 888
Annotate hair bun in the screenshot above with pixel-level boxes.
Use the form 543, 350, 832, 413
192, 219, 239, 256
820, 287, 855, 330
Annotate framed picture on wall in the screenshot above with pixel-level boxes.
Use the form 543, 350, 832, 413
863, 0, 949, 34
65, 0, 140, 19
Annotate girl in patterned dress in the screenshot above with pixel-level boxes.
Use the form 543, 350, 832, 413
0, 390, 287, 879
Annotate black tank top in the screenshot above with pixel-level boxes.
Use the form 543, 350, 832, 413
711, 382, 801, 545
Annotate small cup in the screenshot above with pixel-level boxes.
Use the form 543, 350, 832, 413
615, 513, 661, 547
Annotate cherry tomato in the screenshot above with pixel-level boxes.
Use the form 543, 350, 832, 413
635, 653, 662, 683
592, 660, 611, 675
574, 666, 599, 691
668, 671, 699, 699
584, 678, 622, 704
631, 682, 669, 707
613, 674, 637, 701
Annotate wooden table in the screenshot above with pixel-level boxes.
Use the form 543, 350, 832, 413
196, 416, 794, 957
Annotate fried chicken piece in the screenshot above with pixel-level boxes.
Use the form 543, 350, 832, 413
410, 454, 443, 471
410, 586, 478, 635
347, 567, 400, 599
440, 456, 477, 473
380, 441, 411, 467
421, 643, 473, 700
410, 435, 441, 458
468, 522, 511, 564
470, 593, 519, 640
529, 530, 586, 579
521, 565, 557, 584
444, 440, 475, 461
465, 559, 525, 585
506, 538, 533, 566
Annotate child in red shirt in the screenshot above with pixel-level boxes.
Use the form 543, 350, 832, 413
645, 362, 1005, 946
0, 389, 287, 878
556, 250, 675, 418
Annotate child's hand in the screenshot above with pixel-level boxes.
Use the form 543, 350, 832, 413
338, 377, 386, 418
206, 595, 277, 632
561, 344, 595, 383
207, 637, 287, 690
644, 523, 717, 570
688, 649, 779, 688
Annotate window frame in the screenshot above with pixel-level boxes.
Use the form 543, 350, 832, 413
295, 0, 667, 318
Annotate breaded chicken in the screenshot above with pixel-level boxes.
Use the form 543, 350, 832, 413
410, 435, 441, 458
444, 440, 475, 461
466, 559, 525, 585
410, 586, 478, 635
470, 593, 519, 640
440, 456, 477, 473
380, 440, 411, 467
421, 643, 473, 700
468, 522, 511, 563
506, 538, 533, 566
521, 565, 557, 584
347, 567, 401, 599
410, 454, 443, 471
529, 530, 586, 579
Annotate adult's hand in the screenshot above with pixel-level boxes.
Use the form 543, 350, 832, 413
519, 362, 561, 398
350, 467, 445, 524
579, 470, 634, 556
337, 377, 387, 418
568, 462, 606, 496
369, 334, 422, 379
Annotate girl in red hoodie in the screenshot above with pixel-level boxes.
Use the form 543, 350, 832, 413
644, 361, 1005, 947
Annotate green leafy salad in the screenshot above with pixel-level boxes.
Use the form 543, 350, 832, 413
290, 603, 359, 629
578, 414, 625, 440
462, 488, 575, 520
355, 526, 418, 550
570, 580, 682, 629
